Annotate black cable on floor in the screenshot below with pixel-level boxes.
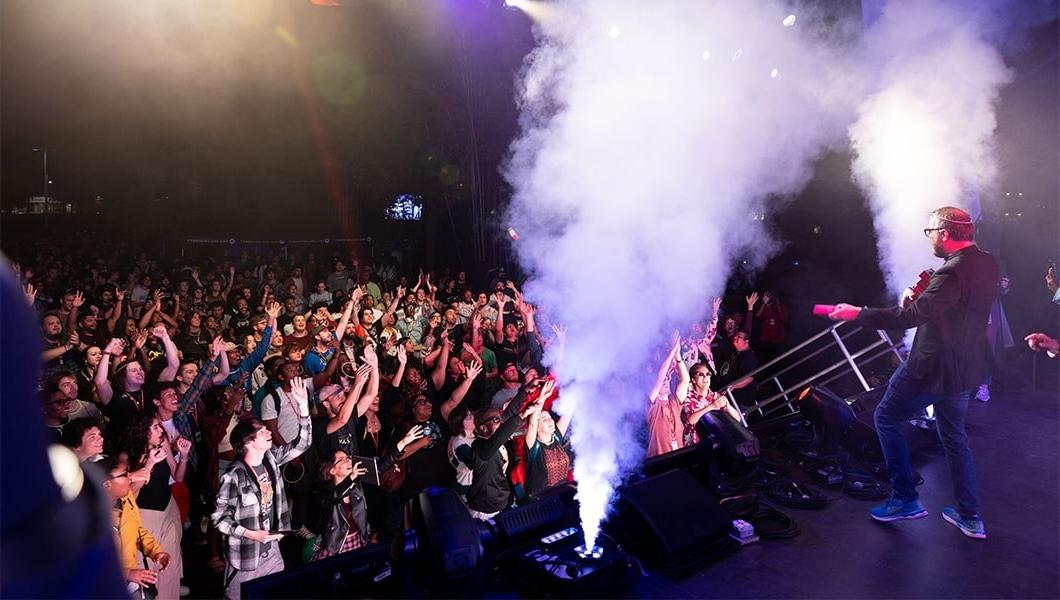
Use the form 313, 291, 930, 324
750, 504, 800, 539
765, 479, 829, 510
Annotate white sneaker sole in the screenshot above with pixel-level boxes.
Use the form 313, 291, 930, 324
942, 512, 987, 539
871, 509, 928, 522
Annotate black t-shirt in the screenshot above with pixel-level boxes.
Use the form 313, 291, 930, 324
323, 419, 360, 460
136, 459, 172, 511
105, 388, 152, 436
715, 350, 759, 407
398, 411, 451, 498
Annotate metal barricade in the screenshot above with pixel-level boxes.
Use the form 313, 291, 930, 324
723, 321, 905, 423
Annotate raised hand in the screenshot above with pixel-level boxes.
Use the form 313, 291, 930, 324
115, 289, 125, 303
210, 336, 226, 359
147, 445, 166, 466
441, 336, 455, 353
151, 323, 169, 340
175, 437, 192, 455
152, 289, 164, 310
470, 311, 482, 329
104, 338, 125, 356
396, 344, 408, 365
23, 282, 37, 306
551, 323, 567, 342
362, 343, 378, 366
351, 461, 368, 481
67, 331, 80, 350
72, 290, 86, 308
265, 300, 281, 321
671, 329, 682, 349
746, 292, 760, 310
133, 329, 149, 350
1047, 266, 1058, 294
353, 363, 372, 386
494, 290, 507, 306
351, 287, 365, 303
712, 297, 723, 313
539, 377, 557, 400
466, 359, 483, 381
290, 375, 309, 416
399, 424, 426, 449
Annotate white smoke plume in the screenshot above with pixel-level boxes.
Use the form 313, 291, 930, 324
850, 0, 1055, 297
503, 0, 862, 548
850, 0, 1011, 297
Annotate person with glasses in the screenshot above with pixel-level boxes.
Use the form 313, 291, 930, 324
99, 454, 171, 598
828, 206, 997, 539
466, 380, 549, 520
681, 360, 742, 446
714, 330, 759, 412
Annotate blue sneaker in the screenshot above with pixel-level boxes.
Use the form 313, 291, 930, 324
942, 506, 986, 539
870, 496, 928, 522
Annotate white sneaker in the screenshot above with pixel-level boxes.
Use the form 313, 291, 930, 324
180, 584, 191, 597
975, 384, 990, 402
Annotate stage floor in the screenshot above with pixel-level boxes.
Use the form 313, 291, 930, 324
633, 387, 1060, 599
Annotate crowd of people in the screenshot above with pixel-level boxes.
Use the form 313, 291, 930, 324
12, 234, 1057, 596
11, 243, 788, 599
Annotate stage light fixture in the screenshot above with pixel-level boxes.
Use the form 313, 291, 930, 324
770, 68, 780, 78
783, 14, 797, 27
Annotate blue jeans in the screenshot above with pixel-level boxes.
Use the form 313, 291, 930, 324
873, 363, 981, 517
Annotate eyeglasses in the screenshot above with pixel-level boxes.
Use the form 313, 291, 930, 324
923, 227, 946, 238
692, 372, 710, 378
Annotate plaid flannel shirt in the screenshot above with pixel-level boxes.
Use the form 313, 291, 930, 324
174, 358, 220, 467
210, 415, 310, 572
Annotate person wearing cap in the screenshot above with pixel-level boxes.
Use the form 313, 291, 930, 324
829, 206, 997, 539
466, 379, 549, 520
490, 361, 524, 410
304, 297, 356, 377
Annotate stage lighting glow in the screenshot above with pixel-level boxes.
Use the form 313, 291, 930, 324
770, 68, 779, 78
701, 50, 711, 61
608, 25, 621, 39
505, 0, 517, 5
783, 14, 797, 27
732, 47, 743, 61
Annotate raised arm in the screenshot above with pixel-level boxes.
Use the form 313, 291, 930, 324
66, 290, 85, 335
391, 345, 408, 388
742, 292, 758, 333
138, 290, 163, 329
155, 324, 181, 382
441, 360, 482, 421
94, 338, 125, 405
211, 337, 231, 385
431, 337, 451, 391
334, 294, 358, 345
326, 364, 370, 435
357, 344, 381, 417
381, 285, 404, 325
107, 289, 126, 334
271, 376, 312, 465
651, 333, 681, 404
493, 292, 507, 344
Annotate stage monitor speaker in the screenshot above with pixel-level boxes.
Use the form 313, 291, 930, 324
612, 469, 731, 569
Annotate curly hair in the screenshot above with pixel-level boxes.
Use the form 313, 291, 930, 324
113, 413, 160, 469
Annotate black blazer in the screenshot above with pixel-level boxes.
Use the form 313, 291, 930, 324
858, 245, 998, 396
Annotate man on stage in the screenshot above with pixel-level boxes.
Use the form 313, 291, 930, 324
829, 206, 996, 539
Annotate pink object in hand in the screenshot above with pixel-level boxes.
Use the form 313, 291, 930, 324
812, 304, 836, 317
